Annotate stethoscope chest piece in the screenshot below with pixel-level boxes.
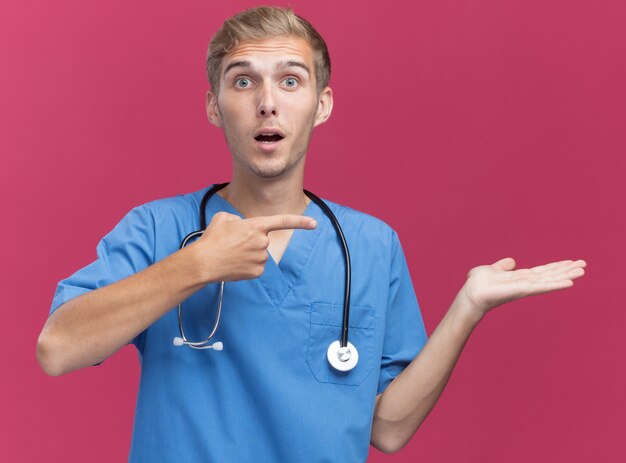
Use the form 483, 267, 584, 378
327, 340, 359, 371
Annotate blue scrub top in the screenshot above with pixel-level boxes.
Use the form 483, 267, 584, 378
50, 185, 428, 462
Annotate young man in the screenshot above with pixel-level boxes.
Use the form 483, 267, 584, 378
37, 6, 586, 462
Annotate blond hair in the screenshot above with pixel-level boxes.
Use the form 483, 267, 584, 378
206, 6, 331, 95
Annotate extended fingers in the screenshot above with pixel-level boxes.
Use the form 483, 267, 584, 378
527, 278, 575, 294
521, 260, 586, 286
513, 264, 585, 297
506, 260, 586, 288
250, 215, 318, 233
529, 259, 586, 276
529, 260, 572, 273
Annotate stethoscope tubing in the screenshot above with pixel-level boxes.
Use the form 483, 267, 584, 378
176, 231, 225, 348
302, 189, 351, 348
177, 182, 353, 353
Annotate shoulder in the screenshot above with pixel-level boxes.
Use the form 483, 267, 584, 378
135, 185, 209, 230
321, 197, 399, 246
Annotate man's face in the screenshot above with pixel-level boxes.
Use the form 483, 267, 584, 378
206, 36, 333, 180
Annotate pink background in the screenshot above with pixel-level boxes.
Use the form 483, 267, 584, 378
2, 0, 625, 461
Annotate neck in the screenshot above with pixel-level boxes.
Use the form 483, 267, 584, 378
218, 171, 310, 218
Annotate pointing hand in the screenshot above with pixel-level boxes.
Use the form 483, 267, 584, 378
190, 212, 317, 282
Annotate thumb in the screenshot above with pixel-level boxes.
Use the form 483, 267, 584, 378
492, 257, 516, 271
210, 211, 242, 225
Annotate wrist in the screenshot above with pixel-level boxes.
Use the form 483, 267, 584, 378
177, 243, 218, 286
452, 285, 487, 328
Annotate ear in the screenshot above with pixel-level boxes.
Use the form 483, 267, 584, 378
205, 90, 223, 128
313, 86, 334, 128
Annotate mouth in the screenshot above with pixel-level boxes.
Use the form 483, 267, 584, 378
254, 131, 285, 143
254, 129, 285, 152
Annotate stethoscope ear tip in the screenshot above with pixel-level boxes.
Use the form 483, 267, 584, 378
173, 337, 223, 350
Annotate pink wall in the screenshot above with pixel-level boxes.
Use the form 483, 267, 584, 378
2, 0, 624, 461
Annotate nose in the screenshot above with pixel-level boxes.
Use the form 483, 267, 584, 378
257, 83, 277, 118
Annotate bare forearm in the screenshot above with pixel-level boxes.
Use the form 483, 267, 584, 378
370, 257, 586, 453
37, 211, 318, 377
371, 288, 481, 453
37, 246, 210, 376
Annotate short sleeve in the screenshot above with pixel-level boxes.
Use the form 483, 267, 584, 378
377, 231, 428, 395
49, 205, 156, 354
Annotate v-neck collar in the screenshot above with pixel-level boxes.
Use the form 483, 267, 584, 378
208, 190, 326, 307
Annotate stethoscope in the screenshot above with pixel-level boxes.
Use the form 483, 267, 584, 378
172, 182, 359, 372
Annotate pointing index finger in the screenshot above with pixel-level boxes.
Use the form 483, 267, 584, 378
251, 215, 318, 233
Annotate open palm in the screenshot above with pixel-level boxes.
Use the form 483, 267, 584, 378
461, 257, 587, 316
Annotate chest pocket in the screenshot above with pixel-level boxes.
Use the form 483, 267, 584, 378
306, 302, 375, 386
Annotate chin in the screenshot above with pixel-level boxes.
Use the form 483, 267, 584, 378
242, 153, 304, 180
249, 164, 289, 179
254, 153, 305, 178
253, 169, 289, 180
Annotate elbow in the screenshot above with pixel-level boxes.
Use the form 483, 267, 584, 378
370, 421, 411, 454
36, 330, 68, 377
371, 436, 408, 454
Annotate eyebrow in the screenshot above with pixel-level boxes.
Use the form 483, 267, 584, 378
223, 59, 311, 77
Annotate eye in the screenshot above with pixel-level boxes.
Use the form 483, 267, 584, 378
282, 77, 299, 88
234, 77, 252, 88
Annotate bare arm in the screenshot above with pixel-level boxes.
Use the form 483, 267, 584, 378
37, 244, 209, 376
37, 212, 317, 376
370, 288, 478, 453
370, 257, 586, 453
